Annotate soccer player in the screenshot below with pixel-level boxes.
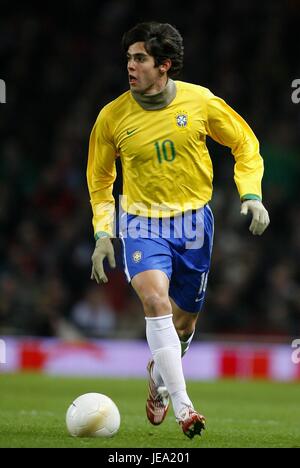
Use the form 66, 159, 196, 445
87, 22, 270, 439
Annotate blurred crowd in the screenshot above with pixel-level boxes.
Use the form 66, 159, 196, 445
0, 0, 300, 339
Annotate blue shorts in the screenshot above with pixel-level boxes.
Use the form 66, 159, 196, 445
119, 205, 214, 313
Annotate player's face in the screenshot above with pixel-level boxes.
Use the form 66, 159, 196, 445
127, 42, 168, 94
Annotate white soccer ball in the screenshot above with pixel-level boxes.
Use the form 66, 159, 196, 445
66, 392, 121, 438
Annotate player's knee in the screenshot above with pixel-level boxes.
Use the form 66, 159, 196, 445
142, 293, 172, 317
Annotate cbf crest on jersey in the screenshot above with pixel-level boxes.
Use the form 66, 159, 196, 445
175, 111, 188, 128
132, 251, 142, 263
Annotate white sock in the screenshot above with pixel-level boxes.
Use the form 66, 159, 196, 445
152, 330, 195, 385
145, 314, 193, 419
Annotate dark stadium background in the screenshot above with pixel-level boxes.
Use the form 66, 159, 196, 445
1, 0, 300, 341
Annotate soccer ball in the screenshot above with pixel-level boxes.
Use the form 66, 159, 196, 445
66, 392, 120, 438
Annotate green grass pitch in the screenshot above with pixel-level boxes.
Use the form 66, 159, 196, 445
0, 373, 299, 448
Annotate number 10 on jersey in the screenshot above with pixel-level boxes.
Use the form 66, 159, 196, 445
155, 140, 176, 163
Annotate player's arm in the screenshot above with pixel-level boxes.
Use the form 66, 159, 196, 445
87, 108, 117, 283
205, 92, 270, 235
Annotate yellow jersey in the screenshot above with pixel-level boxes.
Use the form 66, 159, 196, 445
87, 81, 263, 237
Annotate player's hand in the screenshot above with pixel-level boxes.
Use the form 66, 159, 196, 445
91, 237, 116, 284
240, 200, 270, 235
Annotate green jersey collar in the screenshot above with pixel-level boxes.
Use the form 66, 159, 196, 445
131, 78, 177, 110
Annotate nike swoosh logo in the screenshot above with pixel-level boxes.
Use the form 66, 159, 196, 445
127, 128, 138, 135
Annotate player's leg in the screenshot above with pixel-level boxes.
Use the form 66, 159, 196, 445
148, 303, 199, 430
120, 209, 211, 436
119, 214, 175, 424
151, 298, 198, 387
164, 205, 213, 437
131, 269, 195, 424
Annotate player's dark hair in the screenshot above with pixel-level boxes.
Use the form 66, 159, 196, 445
122, 22, 184, 77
